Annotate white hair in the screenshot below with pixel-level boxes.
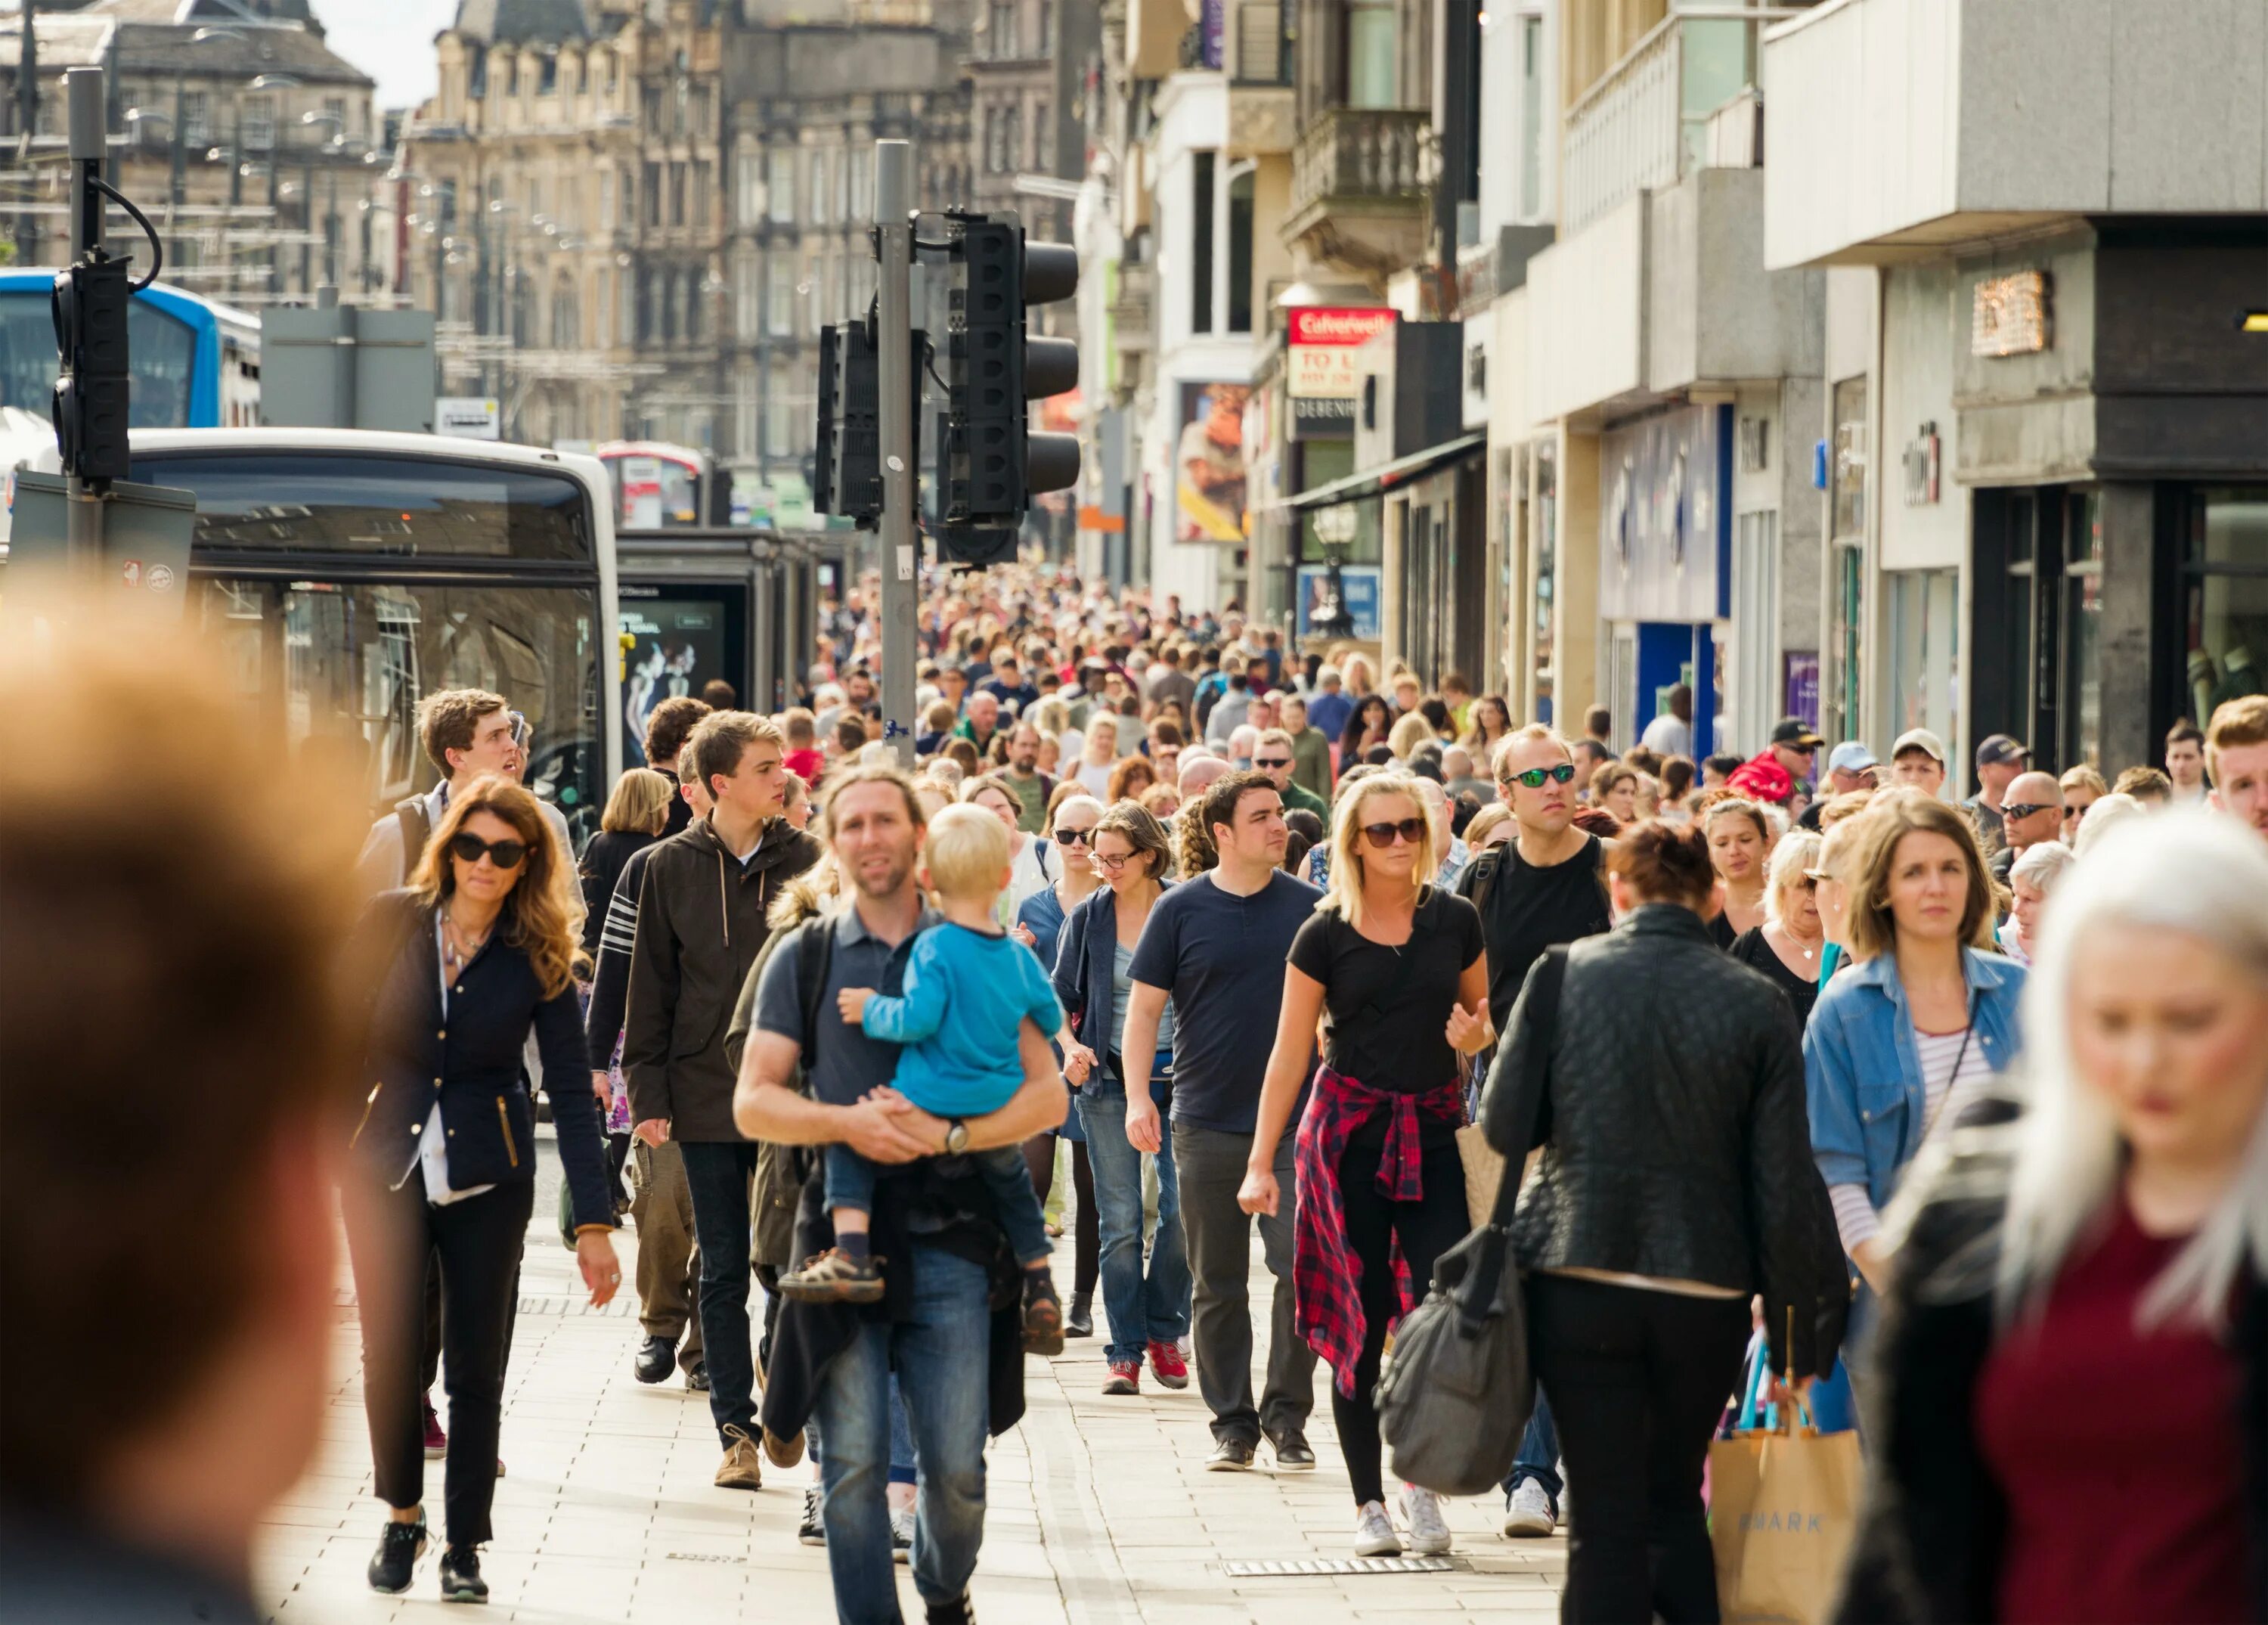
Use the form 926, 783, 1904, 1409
1997, 809, 2268, 1331
1763, 828, 1822, 926
2009, 839, 2077, 893
2071, 791, 2147, 857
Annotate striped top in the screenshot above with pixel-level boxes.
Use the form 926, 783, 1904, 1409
1828, 1025, 1994, 1254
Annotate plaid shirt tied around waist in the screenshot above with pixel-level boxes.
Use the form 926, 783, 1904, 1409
1293, 1066, 1466, 1398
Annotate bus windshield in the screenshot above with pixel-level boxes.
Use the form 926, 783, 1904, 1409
0, 288, 200, 427
130, 449, 594, 561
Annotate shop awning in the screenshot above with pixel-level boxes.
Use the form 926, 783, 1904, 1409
1274, 431, 1487, 514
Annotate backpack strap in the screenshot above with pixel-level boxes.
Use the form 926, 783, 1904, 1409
1464, 845, 1504, 919
796, 916, 837, 1079
395, 795, 432, 876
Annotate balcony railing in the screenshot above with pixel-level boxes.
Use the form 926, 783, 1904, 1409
1560, 7, 1801, 234
1289, 105, 1428, 223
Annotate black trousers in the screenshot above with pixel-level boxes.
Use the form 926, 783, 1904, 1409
680, 1139, 764, 1445
1526, 1273, 1752, 1625
419, 1248, 520, 1395
1021, 1130, 1099, 1298
344, 1172, 535, 1548
1330, 1133, 1471, 1507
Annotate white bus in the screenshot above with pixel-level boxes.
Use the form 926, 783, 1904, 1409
11, 428, 621, 846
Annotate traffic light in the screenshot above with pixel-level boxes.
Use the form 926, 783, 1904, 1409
940, 212, 1078, 564
51, 255, 134, 482
813, 318, 881, 525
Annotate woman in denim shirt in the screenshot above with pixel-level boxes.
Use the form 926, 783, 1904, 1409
1805, 792, 2027, 1298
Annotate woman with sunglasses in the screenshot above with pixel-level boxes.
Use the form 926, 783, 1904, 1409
1728, 829, 1829, 1026
1242, 773, 1492, 1558
1013, 794, 1108, 1339
345, 775, 620, 1603
1052, 802, 1192, 1394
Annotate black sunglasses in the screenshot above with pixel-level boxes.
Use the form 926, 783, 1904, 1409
1253, 757, 1293, 770
2003, 802, 2056, 822
1053, 826, 1093, 845
1506, 763, 1578, 789
1361, 817, 1429, 849
448, 832, 527, 870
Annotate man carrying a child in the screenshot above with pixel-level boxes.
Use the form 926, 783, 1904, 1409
734, 764, 1067, 1625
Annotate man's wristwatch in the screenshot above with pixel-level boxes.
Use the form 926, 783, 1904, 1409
942, 1117, 970, 1155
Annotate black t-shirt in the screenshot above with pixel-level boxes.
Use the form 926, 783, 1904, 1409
1290, 889, 1485, 1147
1707, 909, 1738, 951
1730, 926, 1818, 1028
1455, 834, 1613, 1032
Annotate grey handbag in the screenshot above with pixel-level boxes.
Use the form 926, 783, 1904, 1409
1376, 944, 1566, 1496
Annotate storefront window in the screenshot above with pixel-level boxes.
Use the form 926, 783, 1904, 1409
2180, 487, 2268, 724
1826, 377, 1867, 743
1888, 569, 1960, 752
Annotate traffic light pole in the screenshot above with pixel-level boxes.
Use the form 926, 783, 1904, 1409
64, 67, 107, 571
874, 139, 919, 767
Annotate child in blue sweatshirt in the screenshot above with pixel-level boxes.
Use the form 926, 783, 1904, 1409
779, 802, 1067, 1350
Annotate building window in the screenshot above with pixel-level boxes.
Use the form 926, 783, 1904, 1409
670, 163, 686, 227
812, 150, 832, 225
539, 51, 558, 95
736, 364, 759, 461
643, 163, 662, 225
735, 144, 761, 225
550, 281, 578, 348
322, 95, 347, 136
1226, 168, 1253, 333
243, 94, 275, 151
764, 363, 791, 458
595, 268, 611, 346
180, 92, 209, 147
1191, 151, 1216, 334
1346, 1, 1397, 108
1040, 0, 1055, 51
1519, 15, 1545, 218
599, 169, 615, 229
2180, 486, 2268, 730
767, 259, 795, 336
850, 153, 871, 222
1032, 100, 1049, 168
767, 148, 797, 223
1888, 567, 1960, 761
990, 2, 1019, 57
507, 54, 521, 97
736, 257, 759, 341
684, 269, 704, 343
618, 269, 637, 346
1827, 375, 1868, 744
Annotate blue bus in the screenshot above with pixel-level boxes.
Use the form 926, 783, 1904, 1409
0, 271, 260, 430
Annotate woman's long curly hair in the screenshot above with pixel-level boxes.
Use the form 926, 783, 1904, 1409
408, 774, 582, 998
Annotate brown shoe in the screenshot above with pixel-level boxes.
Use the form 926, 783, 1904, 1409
779, 1248, 886, 1304
763, 1427, 806, 1470
715, 1424, 764, 1491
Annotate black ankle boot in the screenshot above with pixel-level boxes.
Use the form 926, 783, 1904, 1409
438, 1544, 488, 1604
367, 1515, 427, 1594
1064, 1290, 1094, 1338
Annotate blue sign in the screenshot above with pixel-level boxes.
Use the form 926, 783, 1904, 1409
1597, 404, 1727, 624
1296, 565, 1381, 640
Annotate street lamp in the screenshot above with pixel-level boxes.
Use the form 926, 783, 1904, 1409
1310, 502, 1359, 640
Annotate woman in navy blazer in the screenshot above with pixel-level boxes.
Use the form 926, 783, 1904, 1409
344, 774, 620, 1604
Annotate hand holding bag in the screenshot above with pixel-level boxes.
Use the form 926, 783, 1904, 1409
1376, 947, 1566, 1496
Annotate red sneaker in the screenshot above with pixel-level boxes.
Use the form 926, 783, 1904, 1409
421, 1398, 446, 1460
1147, 1340, 1189, 1390
1101, 1358, 1141, 1395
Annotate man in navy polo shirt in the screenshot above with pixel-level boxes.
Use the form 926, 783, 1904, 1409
1121, 771, 1321, 1473
736, 764, 1065, 1625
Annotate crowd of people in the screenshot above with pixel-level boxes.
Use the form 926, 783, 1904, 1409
7, 572, 2265, 1625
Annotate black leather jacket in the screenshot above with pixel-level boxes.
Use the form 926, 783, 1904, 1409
1481, 902, 1848, 1378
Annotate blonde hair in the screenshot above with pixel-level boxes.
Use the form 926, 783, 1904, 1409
1842, 789, 1999, 961
1387, 712, 1435, 762
1764, 829, 1822, 927
924, 802, 1014, 901
1995, 809, 2268, 1330
1491, 723, 1570, 783
410, 774, 582, 997
1323, 772, 1439, 931
1464, 802, 1514, 849
601, 767, 676, 836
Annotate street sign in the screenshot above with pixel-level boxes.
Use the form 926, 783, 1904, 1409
435, 397, 502, 440
4, 470, 197, 624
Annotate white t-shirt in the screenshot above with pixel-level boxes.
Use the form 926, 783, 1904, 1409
1826, 1023, 1993, 1253
1640, 713, 1693, 759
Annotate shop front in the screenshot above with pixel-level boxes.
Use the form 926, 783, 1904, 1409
1597, 402, 1730, 755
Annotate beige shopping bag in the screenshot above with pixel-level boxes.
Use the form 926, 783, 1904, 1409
1455, 1123, 1504, 1229
1708, 1422, 1864, 1625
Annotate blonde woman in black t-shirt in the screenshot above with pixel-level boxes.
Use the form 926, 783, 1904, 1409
1241, 772, 1492, 1558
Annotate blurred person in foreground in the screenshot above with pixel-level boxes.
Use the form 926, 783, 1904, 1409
0, 619, 367, 1623
1835, 810, 2268, 1624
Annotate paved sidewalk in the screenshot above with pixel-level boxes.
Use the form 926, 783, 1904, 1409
259, 1152, 1566, 1622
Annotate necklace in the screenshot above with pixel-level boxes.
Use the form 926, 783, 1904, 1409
443, 904, 492, 969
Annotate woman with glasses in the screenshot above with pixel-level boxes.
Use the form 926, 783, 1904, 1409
1805, 790, 2027, 1304
1014, 794, 1108, 1339
1052, 802, 1192, 1395
345, 775, 621, 1603
1242, 773, 1492, 1558
1703, 798, 1775, 949
1729, 829, 1829, 1026
2058, 764, 2108, 847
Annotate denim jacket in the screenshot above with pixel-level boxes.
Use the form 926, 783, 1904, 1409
1802, 947, 2027, 1213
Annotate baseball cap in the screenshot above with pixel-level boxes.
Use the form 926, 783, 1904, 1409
1891, 727, 1947, 764
1975, 733, 2032, 768
1771, 717, 1826, 749
1826, 741, 1878, 774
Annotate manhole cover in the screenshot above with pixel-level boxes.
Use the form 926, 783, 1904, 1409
1222, 1556, 1460, 1577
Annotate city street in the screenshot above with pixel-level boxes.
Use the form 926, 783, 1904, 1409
256, 1130, 1567, 1623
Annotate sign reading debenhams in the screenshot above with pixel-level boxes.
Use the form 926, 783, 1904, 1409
1287, 307, 1398, 400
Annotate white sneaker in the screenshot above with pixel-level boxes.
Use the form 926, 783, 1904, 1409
890, 1503, 915, 1565
1399, 1485, 1454, 1555
1353, 1500, 1402, 1557
1501, 1477, 1557, 1538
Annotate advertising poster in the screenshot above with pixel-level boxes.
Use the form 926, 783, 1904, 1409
1296, 565, 1382, 640
621, 599, 724, 764
1287, 306, 1396, 437
1783, 651, 1821, 733
1176, 381, 1250, 544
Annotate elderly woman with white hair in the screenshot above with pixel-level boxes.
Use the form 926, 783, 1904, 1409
1729, 829, 1829, 1025
1834, 810, 2268, 1623
1997, 839, 2076, 966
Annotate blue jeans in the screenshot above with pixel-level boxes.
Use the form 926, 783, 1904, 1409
823, 1143, 1051, 1268
813, 1242, 993, 1622
1506, 1388, 1563, 1503
1076, 1076, 1192, 1365
807, 1375, 918, 1489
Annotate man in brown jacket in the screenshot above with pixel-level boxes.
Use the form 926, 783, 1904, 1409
624, 712, 820, 1488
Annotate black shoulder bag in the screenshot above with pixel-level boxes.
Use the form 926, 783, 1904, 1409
1375, 944, 1567, 1496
